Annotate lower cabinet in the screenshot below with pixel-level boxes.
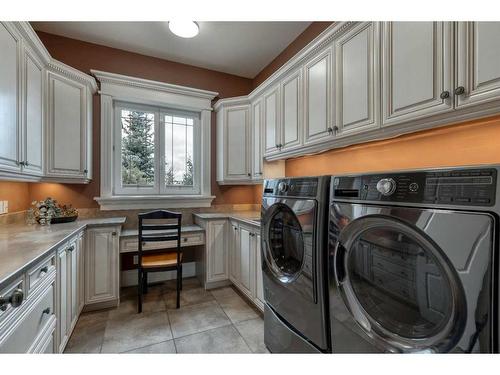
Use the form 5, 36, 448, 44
84, 226, 120, 308
229, 222, 263, 312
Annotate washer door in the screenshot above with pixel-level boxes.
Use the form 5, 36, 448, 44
334, 215, 467, 352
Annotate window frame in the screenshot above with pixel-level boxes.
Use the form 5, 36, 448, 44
113, 101, 201, 196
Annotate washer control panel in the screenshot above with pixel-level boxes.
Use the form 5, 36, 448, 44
332, 167, 497, 207
264, 177, 319, 197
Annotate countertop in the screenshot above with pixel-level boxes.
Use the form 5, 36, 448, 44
120, 224, 204, 237
0, 217, 126, 286
193, 211, 261, 227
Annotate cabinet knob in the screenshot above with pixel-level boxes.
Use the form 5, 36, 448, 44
183, 237, 188, 242
83, 169, 88, 174
19, 161, 25, 166
112, 232, 117, 236
247, 173, 251, 177
327, 127, 333, 133
0, 289, 24, 311
454, 86, 465, 96
67, 245, 75, 252
42, 307, 51, 315
40, 266, 49, 275
440, 90, 450, 99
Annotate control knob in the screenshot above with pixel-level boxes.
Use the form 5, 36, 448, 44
277, 182, 288, 193
376, 178, 397, 196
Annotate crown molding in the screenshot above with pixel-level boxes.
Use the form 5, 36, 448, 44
91, 70, 219, 101
13, 22, 51, 64
47, 59, 98, 93
213, 95, 250, 111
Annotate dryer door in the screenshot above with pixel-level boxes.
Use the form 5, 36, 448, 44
330, 204, 494, 353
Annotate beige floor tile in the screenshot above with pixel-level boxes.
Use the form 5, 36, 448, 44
168, 301, 231, 338
123, 340, 177, 354
216, 295, 259, 324
234, 318, 267, 353
162, 277, 201, 293
64, 310, 109, 353
175, 325, 251, 353
210, 286, 239, 301
101, 311, 172, 353
163, 287, 215, 309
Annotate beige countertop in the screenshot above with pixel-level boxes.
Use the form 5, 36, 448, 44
193, 211, 261, 227
0, 217, 126, 286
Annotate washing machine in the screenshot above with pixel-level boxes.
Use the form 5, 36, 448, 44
328, 166, 499, 353
261, 176, 330, 353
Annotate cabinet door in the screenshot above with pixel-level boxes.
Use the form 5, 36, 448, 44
56, 246, 68, 352
254, 233, 264, 309
0, 23, 21, 173
238, 226, 254, 297
47, 72, 88, 179
280, 70, 302, 151
22, 49, 43, 175
85, 227, 119, 305
77, 234, 85, 313
263, 85, 280, 154
336, 22, 380, 135
382, 22, 453, 127
69, 240, 78, 329
251, 100, 263, 179
304, 47, 333, 144
225, 106, 250, 180
206, 220, 229, 283
229, 222, 241, 284
456, 22, 500, 108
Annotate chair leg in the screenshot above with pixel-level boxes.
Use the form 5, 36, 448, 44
180, 265, 183, 291
143, 272, 148, 294
176, 266, 181, 309
138, 269, 143, 314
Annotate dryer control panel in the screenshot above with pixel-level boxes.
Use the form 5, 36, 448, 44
263, 177, 319, 198
332, 167, 497, 207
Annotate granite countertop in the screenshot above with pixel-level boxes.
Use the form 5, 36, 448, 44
193, 211, 261, 227
120, 224, 204, 237
0, 217, 126, 286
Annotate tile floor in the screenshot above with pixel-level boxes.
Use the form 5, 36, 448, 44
64, 277, 267, 354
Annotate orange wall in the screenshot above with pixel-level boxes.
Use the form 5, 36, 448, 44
286, 115, 500, 177
0, 182, 30, 213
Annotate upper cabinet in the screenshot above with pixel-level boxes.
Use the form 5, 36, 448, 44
45, 63, 95, 182
456, 22, 500, 108
381, 22, 453, 127
303, 47, 333, 145
280, 69, 302, 151
0, 23, 22, 175
251, 99, 263, 179
263, 84, 280, 154
0, 22, 97, 183
336, 22, 380, 136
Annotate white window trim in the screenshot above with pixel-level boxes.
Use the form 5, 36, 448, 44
92, 70, 218, 210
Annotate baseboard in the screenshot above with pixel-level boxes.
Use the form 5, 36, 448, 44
120, 261, 196, 287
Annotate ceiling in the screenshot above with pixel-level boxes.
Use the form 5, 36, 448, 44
31, 22, 312, 78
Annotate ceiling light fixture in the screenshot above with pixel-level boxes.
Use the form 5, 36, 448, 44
168, 21, 199, 38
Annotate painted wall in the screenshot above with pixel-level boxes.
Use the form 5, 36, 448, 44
285, 115, 500, 177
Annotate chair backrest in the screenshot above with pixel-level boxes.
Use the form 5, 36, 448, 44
138, 210, 182, 266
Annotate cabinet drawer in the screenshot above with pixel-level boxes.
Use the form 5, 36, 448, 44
120, 232, 205, 253
27, 254, 56, 295
0, 276, 25, 325
0, 283, 55, 353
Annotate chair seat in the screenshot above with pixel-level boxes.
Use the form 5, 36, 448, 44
141, 252, 182, 268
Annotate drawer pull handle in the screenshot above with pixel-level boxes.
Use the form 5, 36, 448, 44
68, 246, 75, 252
0, 289, 24, 311
40, 266, 49, 275
42, 307, 51, 315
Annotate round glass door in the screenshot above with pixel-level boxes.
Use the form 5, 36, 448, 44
265, 204, 305, 283
336, 216, 466, 352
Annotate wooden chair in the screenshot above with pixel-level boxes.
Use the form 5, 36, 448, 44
138, 210, 183, 313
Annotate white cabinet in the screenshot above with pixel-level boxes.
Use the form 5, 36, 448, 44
84, 226, 120, 308
251, 99, 263, 179
56, 243, 69, 353
263, 84, 280, 154
216, 103, 251, 183
0, 23, 21, 174
336, 22, 380, 135
382, 22, 453, 127
254, 233, 264, 310
206, 220, 229, 283
280, 69, 302, 151
456, 22, 500, 108
46, 69, 92, 181
22, 46, 44, 175
229, 221, 240, 284
237, 225, 255, 299
303, 46, 333, 145
77, 233, 85, 314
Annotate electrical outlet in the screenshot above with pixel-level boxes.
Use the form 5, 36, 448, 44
0, 201, 5, 215
3, 201, 7, 214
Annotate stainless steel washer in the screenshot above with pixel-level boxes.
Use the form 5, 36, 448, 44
328, 166, 499, 353
261, 176, 330, 353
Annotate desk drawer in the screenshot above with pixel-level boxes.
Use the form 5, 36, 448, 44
0, 283, 55, 353
120, 232, 205, 253
27, 254, 56, 296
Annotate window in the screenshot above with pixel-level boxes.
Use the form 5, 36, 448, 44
113, 102, 201, 195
